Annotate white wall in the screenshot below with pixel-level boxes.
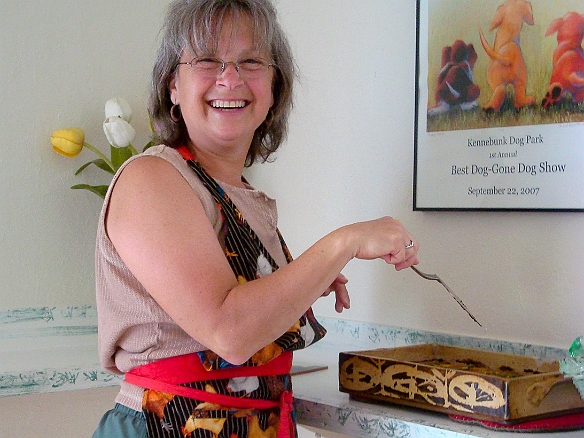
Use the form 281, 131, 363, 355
249, 0, 584, 349
1, 0, 168, 308
1, 0, 582, 363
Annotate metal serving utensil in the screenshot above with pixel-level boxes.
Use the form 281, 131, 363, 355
410, 266, 483, 327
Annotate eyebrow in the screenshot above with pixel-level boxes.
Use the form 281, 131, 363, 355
193, 49, 267, 61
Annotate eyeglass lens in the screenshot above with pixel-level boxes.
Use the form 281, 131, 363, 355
188, 57, 272, 78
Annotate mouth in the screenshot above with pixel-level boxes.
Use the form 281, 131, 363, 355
209, 99, 248, 110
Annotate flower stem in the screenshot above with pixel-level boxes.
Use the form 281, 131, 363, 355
83, 142, 115, 172
128, 144, 139, 155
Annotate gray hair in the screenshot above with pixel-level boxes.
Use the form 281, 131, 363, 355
149, 0, 295, 166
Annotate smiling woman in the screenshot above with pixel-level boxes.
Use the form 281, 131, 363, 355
149, 0, 296, 167
91, 0, 419, 436
167, 16, 277, 179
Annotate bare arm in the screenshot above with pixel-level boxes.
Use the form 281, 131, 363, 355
106, 157, 418, 364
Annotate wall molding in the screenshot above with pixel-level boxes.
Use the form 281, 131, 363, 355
0, 305, 121, 397
0, 307, 566, 398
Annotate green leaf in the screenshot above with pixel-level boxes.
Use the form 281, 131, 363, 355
110, 145, 133, 171
94, 159, 115, 174
71, 184, 109, 199
74, 159, 115, 175
74, 161, 94, 175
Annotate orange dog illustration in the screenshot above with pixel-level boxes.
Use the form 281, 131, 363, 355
479, 0, 535, 112
541, 12, 584, 109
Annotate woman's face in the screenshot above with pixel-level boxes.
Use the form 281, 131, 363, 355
170, 16, 274, 154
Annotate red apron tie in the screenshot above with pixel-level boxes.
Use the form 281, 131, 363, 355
277, 390, 294, 438
125, 351, 294, 434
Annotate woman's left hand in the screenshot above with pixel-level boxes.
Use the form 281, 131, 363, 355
322, 273, 350, 313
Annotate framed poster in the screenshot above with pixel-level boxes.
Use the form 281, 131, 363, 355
414, 0, 584, 211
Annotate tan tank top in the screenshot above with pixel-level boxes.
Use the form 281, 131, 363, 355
95, 145, 287, 409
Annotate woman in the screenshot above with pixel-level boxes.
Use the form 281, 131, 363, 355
93, 0, 419, 437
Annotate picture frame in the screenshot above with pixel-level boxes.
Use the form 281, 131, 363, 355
414, 0, 584, 211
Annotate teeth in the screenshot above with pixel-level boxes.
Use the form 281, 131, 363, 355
211, 100, 246, 109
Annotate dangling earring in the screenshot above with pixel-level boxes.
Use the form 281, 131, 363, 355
170, 104, 182, 123
264, 108, 274, 127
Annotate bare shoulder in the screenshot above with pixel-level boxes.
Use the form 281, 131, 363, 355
110, 155, 186, 201
106, 155, 212, 250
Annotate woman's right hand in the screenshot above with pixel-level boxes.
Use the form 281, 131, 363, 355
342, 216, 419, 270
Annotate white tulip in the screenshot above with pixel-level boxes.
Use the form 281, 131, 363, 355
104, 97, 132, 122
103, 116, 136, 148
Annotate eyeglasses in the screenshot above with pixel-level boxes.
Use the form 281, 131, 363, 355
176, 56, 275, 79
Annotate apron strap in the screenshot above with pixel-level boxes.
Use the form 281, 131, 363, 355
125, 351, 292, 410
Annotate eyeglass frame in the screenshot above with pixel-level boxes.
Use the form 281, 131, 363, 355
175, 56, 276, 79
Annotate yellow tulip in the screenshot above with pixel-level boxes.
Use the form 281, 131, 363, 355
51, 128, 85, 158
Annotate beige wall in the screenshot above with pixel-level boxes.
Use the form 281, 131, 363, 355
1, 0, 169, 308
251, 0, 584, 347
1, 0, 583, 431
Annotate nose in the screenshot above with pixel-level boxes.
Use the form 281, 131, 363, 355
216, 62, 244, 88
222, 61, 240, 75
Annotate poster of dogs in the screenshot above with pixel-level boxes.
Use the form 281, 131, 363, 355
414, 0, 584, 211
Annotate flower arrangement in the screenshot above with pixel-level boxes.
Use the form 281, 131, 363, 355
51, 97, 154, 198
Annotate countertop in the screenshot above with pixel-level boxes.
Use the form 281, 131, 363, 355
290, 319, 583, 438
